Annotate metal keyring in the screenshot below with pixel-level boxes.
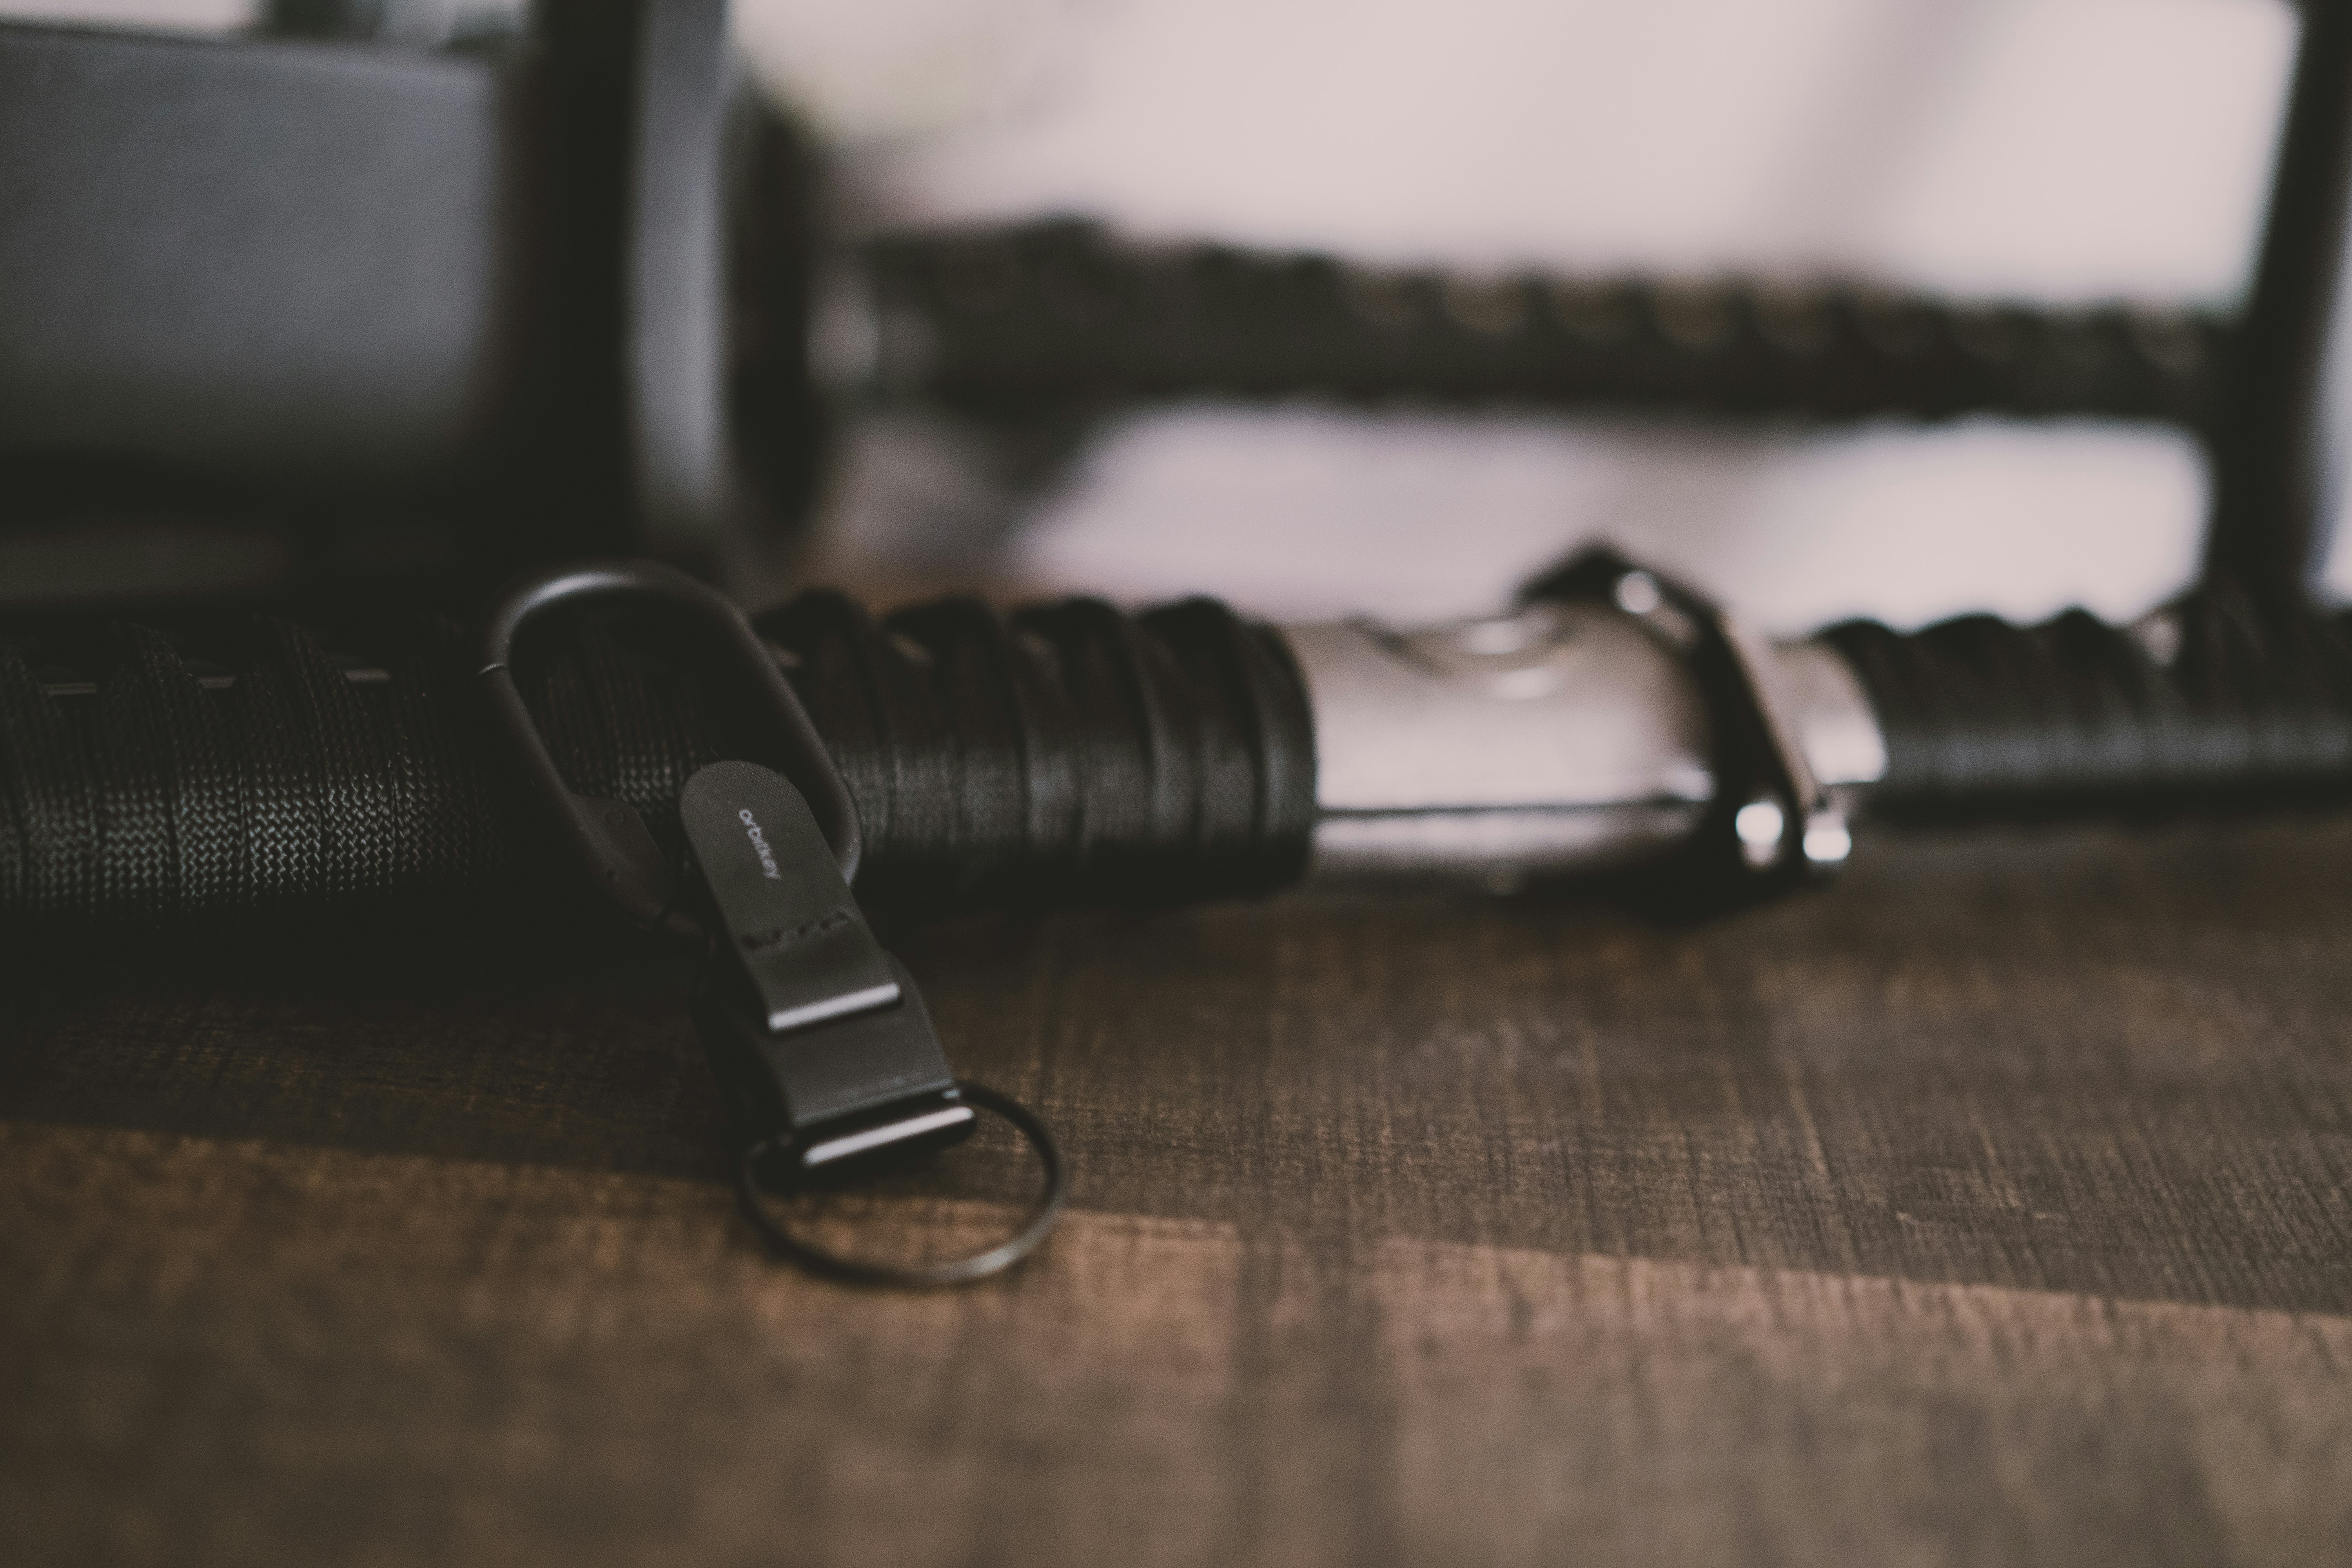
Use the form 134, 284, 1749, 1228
735, 1081, 1067, 1287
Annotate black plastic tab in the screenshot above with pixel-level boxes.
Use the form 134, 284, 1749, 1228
680, 758, 971, 1180
479, 560, 1060, 1277
693, 958, 969, 1179
681, 760, 900, 1034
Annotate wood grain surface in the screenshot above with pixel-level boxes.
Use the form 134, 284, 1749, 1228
5, 818, 2352, 1566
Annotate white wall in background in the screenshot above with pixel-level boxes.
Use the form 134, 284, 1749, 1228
0, 0, 252, 27
770, 0, 2295, 303
762, 0, 2303, 626
1003, 410, 2207, 633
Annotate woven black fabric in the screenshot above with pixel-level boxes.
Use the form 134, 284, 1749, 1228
0, 618, 518, 932
1823, 584, 2352, 820
0, 593, 1317, 936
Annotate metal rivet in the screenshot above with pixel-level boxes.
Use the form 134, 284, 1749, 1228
1735, 797, 1786, 869
1613, 572, 1663, 617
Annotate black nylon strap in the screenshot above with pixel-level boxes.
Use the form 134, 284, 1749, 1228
1824, 584, 2352, 820
0, 592, 1318, 935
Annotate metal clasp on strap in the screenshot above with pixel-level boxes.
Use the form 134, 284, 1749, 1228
478, 561, 1063, 1286
1528, 550, 1852, 895
477, 560, 861, 941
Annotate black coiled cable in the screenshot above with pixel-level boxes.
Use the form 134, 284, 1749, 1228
0, 593, 1316, 935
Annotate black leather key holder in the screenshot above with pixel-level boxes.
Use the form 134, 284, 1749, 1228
480, 562, 1066, 1286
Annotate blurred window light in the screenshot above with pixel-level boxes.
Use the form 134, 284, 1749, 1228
0, 0, 256, 27
779, 0, 2298, 305
782, 0, 2286, 622
989, 408, 2207, 630
0, 0, 2308, 621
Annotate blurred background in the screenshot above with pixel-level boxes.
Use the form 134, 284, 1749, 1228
0, 0, 2306, 633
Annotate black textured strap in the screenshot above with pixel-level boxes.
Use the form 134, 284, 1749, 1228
1823, 584, 2352, 820
0, 593, 1317, 935
864, 220, 2222, 426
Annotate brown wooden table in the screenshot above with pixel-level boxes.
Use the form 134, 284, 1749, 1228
5, 818, 2350, 1566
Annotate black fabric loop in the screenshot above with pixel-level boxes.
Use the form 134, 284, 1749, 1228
1822, 583, 2352, 821
0, 591, 1319, 935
